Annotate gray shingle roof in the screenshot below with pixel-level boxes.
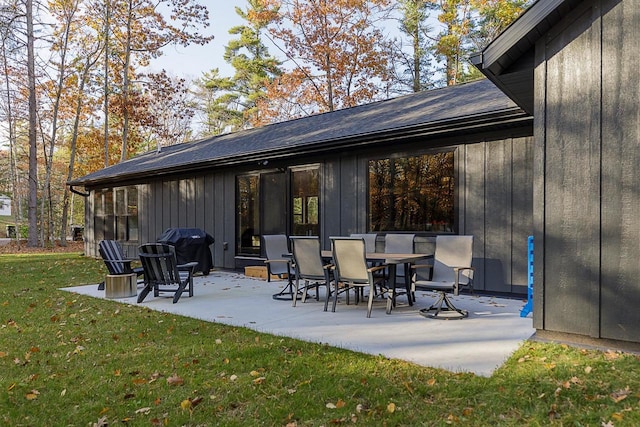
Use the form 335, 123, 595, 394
70, 78, 529, 187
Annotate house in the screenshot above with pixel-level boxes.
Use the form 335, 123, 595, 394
70, 78, 534, 296
69, 0, 640, 350
0, 195, 10, 216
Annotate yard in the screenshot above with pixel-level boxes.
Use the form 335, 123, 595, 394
0, 250, 639, 426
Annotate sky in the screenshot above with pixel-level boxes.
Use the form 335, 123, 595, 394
146, 1, 245, 80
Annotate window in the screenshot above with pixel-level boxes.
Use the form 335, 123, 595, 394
94, 186, 138, 242
94, 189, 113, 241
292, 168, 319, 236
115, 187, 138, 241
369, 151, 454, 232
237, 175, 260, 255
236, 166, 320, 255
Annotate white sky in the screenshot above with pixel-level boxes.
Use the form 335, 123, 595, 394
147, 1, 244, 80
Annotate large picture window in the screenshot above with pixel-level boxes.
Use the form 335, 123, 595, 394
369, 151, 454, 232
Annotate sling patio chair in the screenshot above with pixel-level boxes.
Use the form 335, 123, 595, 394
289, 236, 333, 310
384, 233, 416, 306
330, 236, 388, 318
137, 243, 197, 304
411, 235, 474, 319
263, 234, 297, 301
98, 240, 144, 290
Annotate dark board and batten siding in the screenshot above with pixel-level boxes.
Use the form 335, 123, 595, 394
462, 137, 533, 294
535, 0, 640, 343
600, 0, 640, 342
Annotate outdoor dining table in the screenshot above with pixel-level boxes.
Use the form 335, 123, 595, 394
320, 250, 432, 314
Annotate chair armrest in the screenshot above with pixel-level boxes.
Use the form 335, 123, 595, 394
264, 259, 290, 265
410, 263, 433, 270
452, 267, 475, 295
368, 264, 387, 274
177, 261, 198, 272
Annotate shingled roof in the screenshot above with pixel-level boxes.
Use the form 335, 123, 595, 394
70, 78, 530, 188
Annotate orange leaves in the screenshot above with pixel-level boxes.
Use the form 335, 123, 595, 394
25, 389, 40, 400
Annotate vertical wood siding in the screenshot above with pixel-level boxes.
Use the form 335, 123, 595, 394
600, 0, 640, 342
462, 138, 534, 293
543, 4, 601, 337
536, 0, 640, 342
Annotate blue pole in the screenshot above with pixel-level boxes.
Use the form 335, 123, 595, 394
520, 236, 534, 317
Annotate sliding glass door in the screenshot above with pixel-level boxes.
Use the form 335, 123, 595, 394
236, 166, 320, 256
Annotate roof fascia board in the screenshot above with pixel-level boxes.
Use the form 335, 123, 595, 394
481, 0, 572, 73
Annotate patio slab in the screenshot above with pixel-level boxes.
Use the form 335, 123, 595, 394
62, 270, 535, 377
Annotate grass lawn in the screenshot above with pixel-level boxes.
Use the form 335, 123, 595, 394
0, 252, 639, 426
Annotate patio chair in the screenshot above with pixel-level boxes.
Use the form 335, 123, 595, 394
263, 234, 297, 301
289, 236, 333, 309
330, 237, 388, 318
384, 233, 416, 305
137, 243, 197, 304
350, 233, 378, 253
98, 240, 144, 290
412, 235, 474, 319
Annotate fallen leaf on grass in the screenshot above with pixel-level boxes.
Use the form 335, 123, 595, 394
610, 387, 630, 403
135, 407, 151, 415
611, 412, 624, 421
604, 350, 620, 361
25, 390, 39, 400
387, 402, 396, 413
167, 374, 184, 386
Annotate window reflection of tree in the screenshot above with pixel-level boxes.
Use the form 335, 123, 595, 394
369, 151, 454, 232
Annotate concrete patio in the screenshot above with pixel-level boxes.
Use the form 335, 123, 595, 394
63, 270, 535, 377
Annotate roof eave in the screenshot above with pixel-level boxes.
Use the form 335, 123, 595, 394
71, 107, 532, 189
471, 0, 583, 114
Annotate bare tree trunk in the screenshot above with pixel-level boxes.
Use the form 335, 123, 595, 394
45, 1, 76, 247
1, 29, 21, 247
61, 53, 99, 243
104, 0, 110, 168
120, 0, 134, 162
26, 0, 38, 247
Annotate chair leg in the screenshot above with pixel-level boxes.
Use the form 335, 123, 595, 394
331, 283, 339, 312
419, 292, 468, 319
323, 282, 331, 311
366, 286, 375, 318
137, 284, 152, 303
301, 280, 309, 303
173, 281, 187, 304
292, 277, 301, 307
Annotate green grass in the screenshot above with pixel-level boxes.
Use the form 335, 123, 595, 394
1, 253, 639, 426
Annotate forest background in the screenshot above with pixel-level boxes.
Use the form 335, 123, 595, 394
0, 0, 530, 247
